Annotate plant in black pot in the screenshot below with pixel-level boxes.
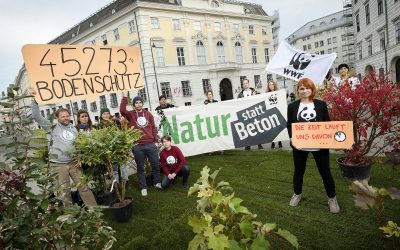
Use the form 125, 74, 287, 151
72, 126, 142, 222
322, 72, 400, 181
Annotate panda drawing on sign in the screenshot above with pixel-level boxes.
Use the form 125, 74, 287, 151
297, 106, 316, 122
289, 53, 315, 70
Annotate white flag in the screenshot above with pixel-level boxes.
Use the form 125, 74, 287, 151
266, 41, 336, 84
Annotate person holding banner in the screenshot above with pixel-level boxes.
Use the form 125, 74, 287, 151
238, 79, 263, 150
266, 80, 283, 150
29, 88, 97, 207
160, 135, 190, 189
120, 93, 162, 196
204, 90, 218, 105
286, 78, 340, 213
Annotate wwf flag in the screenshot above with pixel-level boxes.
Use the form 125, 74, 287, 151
266, 41, 336, 84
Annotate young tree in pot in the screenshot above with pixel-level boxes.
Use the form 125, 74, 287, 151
321, 72, 400, 180
72, 126, 141, 212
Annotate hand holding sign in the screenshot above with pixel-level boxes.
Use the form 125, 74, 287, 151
22, 44, 144, 105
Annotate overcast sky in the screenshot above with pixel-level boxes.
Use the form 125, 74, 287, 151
0, 0, 343, 94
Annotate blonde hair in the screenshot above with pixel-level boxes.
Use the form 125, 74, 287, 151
266, 80, 279, 92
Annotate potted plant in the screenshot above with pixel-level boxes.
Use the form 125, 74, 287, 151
72, 126, 142, 222
321, 72, 400, 180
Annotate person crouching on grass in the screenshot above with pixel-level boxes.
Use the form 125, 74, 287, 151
160, 135, 190, 189
287, 78, 340, 213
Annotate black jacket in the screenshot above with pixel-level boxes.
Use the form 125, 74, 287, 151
204, 99, 218, 105
237, 88, 256, 98
287, 99, 330, 139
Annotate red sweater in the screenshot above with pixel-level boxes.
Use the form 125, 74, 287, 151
120, 97, 158, 145
160, 146, 186, 175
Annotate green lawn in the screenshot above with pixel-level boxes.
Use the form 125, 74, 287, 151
105, 150, 400, 250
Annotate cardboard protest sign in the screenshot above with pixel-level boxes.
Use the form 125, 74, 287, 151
159, 90, 289, 157
22, 44, 144, 104
291, 121, 354, 149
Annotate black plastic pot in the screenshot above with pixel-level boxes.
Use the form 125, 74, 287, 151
337, 157, 372, 181
95, 190, 115, 206
110, 197, 133, 223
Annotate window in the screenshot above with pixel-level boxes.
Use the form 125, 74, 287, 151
333, 47, 337, 52
328, 48, 332, 53
315, 42, 319, 48
160, 82, 171, 98
172, 19, 180, 30
396, 21, 400, 44
267, 74, 273, 81
128, 20, 136, 33
251, 48, 257, 63
40, 110, 45, 118
194, 21, 201, 32
356, 14, 360, 32
181, 81, 192, 97
113, 28, 120, 40
332, 37, 337, 43
342, 34, 346, 41
46, 109, 51, 118
211, 0, 219, 8
202, 79, 211, 93
110, 93, 118, 108
151, 17, 160, 29
81, 100, 87, 110
235, 42, 243, 63
177, 47, 185, 66
307, 36, 310, 40
185, 102, 192, 106
90, 40, 96, 45
262, 26, 267, 35
358, 42, 362, 60
215, 22, 221, 32
52, 107, 56, 114
365, 4, 370, 25
367, 38, 372, 56
327, 38, 331, 45
320, 50, 325, 54
320, 40, 324, 46
249, 25, 254, 35
233, 24, 239, 33
72, 102, 79, 114
156, 47, 165, 67
379, 31, 385, 51
138, 88, 147, 102
66, 104, 71, 114
102, 34, 107, 45
302, 38, 306, 41
216, 41, 225, 63
377, 0, 384, 15
254, 75, 261, 89
307, 44, 311, 50
90, 102, 97, 112
303, 45, 307, 51
196, 41, 206, 65
264, 48, 269, 63
100, 95, 107, 109
342, 44, 348, 51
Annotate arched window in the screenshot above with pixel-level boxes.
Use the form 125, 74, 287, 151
330, 18, 337, 23
320, 22, 326, 26
235, 42, 243, 64
196, 41, 206, 65
310, 25, 316, 30
211, 0, 219, 8
217, 41, 225, 63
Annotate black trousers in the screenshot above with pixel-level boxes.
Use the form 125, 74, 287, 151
292, 149, 336, 198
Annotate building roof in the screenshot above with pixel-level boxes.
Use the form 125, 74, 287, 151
286, 9, 352, 43
50, 0, 267, 44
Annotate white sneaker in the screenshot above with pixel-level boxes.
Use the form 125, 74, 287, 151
154, 183, 162, 189
289, 194, 302, 207
141, 189, 147, 196
328, 197, 340, 213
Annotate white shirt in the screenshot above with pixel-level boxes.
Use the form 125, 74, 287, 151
243, 89, 252, 97
297, 102, 319, 152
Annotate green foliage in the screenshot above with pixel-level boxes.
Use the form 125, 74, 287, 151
187, 166, 299, 250
0, 88, 115, 249
72, 126, 142, 202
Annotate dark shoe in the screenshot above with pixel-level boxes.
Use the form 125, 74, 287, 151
258, 145, 263, 150
183, 181, 189, 189
278, 141, 283, 148
245, 146, 251, 151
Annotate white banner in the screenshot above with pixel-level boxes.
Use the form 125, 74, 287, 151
157, 90, 289, 157
266, 41, 336, 84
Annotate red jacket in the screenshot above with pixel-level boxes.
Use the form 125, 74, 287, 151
160, 146, 186, 175
120, 97, 158, 145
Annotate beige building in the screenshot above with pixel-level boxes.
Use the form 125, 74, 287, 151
15, 0, 277, 123
352, 0, 400, 82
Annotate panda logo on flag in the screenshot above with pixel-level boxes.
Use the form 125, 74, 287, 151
166, 156, 176, 165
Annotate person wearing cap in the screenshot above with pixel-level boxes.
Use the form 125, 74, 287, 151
120, 92, 161, 196
333, 63, 360, 87
155, 95, 175, 111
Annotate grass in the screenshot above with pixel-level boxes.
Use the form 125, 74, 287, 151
105, 150, 400, 250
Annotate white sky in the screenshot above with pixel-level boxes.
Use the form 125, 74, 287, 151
0, 0, 343, 94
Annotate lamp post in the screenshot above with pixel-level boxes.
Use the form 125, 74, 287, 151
150, 42, 161, 98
